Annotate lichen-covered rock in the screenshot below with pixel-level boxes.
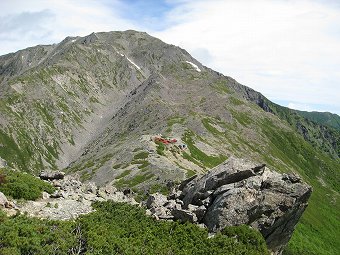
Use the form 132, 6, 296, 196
82, 182, 97, 194
180, 157, 265, 207
0, 191, 18, 210
171, 208, 197, 223
187, 157, 311, 254
146, 193, 168, 209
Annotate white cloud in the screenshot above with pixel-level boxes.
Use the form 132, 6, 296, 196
287, 102, 313, 112
0, 0, 136, 55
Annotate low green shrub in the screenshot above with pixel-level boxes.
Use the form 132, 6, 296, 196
221, 225, 269, 254
0, 168, 55, 200
133, 151, 149, 160
0, 201, 270, 255
155, 141, 165, 156
0, 212, 78, 255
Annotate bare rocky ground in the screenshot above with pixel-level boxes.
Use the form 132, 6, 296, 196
2, 173, 138, 220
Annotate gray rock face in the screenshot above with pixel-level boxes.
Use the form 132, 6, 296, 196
39, 171, 65, 180
0, 191, 8, 207
180, 158, 265, 207
0, 191, 17, 210
146, 157, 312, 255
171, 208, 197, 223
203, 169, 311, 254
0, 157, 7, 168
146, 193, 168, 209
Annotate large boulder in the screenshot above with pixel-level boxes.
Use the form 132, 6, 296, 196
39, 171, 65, 180
180, 157, 266, 207
147, 157, 312, 255
146, 193, 168, 209
182, 157, 312, 255
171, 208, 197, 223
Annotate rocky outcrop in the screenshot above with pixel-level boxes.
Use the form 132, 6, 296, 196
19, 174, 138, 220
0, 191, 8, 208
146, 157, 312, 255
39, 171, 65, 180
0, 191, 18, 216
0, 157, 7, 168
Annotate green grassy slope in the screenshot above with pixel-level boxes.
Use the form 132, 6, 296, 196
226, 81, 340, 160
296, 110, 340, 131
267, 102, 340, 160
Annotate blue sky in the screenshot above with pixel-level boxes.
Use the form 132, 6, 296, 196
113, 0, 178, 30
1, 0, 339, 115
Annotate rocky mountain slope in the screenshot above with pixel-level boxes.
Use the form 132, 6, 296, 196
0, 30, 339, 254
225, 82, 340, 160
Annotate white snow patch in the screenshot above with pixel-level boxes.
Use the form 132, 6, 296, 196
185, 61, 201, 72
115, 50, 141, 70
116, 51, 124, 57
126, 57, 141, 70
71, 39, 76, 43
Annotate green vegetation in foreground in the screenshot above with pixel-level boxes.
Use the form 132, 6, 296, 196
0, 201, 269, 255
0, 168, 55, 200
